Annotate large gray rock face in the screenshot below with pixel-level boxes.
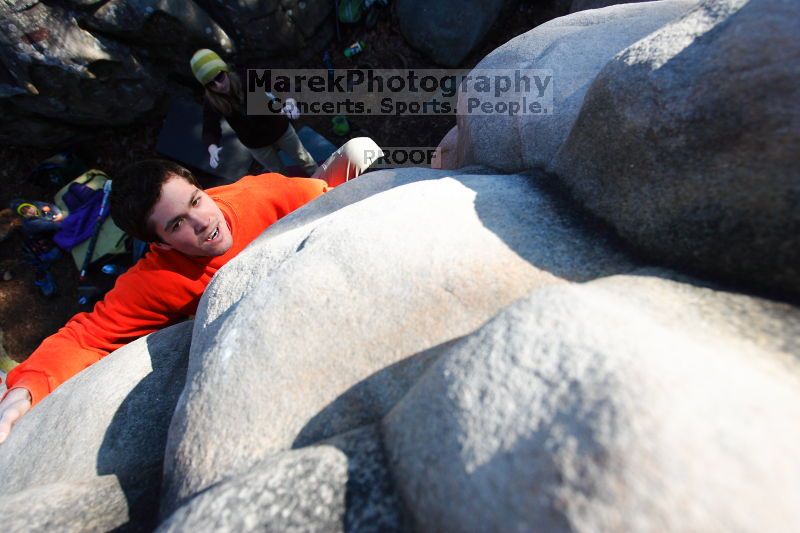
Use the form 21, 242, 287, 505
383, 271, 800, 531
0, 1, 167, 146
0, 2, 164, 123
553, 0, 800, 296
3, 166, 800, 531
394, 0, 513, 67
0, 0, 331, 146
84, 0, 234, 69
160, 167, 637, 515
0, 321, 192, 530
453, 0, 697, 172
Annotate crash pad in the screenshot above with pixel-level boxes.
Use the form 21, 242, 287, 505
157, 99, 340, 179
156, 99, 252, 182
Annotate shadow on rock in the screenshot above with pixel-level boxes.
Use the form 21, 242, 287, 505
292, 338, 454, 450
96, 324, 192, 531
469, 169, 642, 283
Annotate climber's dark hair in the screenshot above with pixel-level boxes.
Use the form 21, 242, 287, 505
110, 159, 199, 243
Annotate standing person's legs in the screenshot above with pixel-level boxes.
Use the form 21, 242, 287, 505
273, 124, 319, 176
248, 145, 287, 174
312, 137, 384, 187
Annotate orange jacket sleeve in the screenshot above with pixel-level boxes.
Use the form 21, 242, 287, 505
4, 261, 204, 408
3, 172, 329, 408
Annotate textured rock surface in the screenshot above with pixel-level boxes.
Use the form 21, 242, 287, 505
395, 0, 512, 67
453, 0, 697, 172
160, 167, 636, 515
0, 476, 133, 532
159, 425, 407, 531
195, 0, 332, 61
322, 424, 409, 531
383, 270, 800, 531
157, 447, 348, 532
0, 321, 192, 529
84, 0, 234, 68
0, 1, 166, 145
553, 0, 800, 296
0, 0, 331, 146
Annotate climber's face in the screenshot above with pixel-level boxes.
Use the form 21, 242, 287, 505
148, 175, 233, 257
207, 71, 231, 95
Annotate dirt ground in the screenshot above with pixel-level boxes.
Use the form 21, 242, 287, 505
0, 2, 562, 364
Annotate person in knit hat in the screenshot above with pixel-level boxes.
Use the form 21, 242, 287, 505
190, 49, 318, 176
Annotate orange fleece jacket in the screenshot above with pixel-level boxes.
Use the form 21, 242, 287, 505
4, 173, 329, 407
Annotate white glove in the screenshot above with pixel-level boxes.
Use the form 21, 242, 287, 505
208, 144, 223, 169
281, 98, 300, 120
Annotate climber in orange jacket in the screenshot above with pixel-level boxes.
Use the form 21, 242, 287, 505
0, 137, 383, 444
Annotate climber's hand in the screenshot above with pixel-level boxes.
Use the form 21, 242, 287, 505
0, 387, 32, 444
208, 144, 223, 169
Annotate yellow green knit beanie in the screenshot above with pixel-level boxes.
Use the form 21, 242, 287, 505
190, 49, 228, 85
